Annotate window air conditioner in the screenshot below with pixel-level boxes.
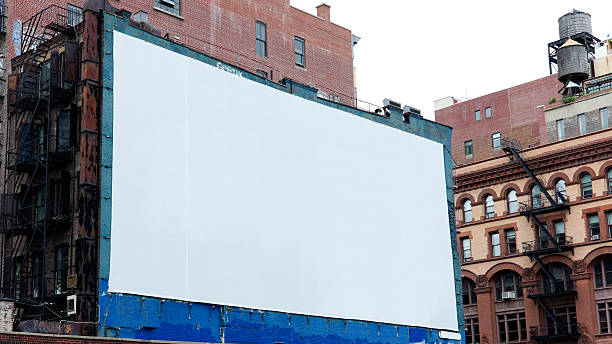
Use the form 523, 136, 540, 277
591, 234, 600, 241
160, 0, 175, 7
67, 294, 77, 315
501, 291, 516, 300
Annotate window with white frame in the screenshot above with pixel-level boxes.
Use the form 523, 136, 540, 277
485, 194, 495, 219
507, 189, 518, 214
462, 238, 471, 261
463, 199, 472, 223
578, 113, 587, 135
154, 0, 180, 16
491, 232, 501, 257
557, 119, 565, 140
602, 107, 609, 129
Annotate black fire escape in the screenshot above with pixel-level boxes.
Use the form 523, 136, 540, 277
2, 5, 80, 321
501, 139, 581, 343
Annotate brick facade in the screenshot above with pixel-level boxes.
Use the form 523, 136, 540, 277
5, 0, 355, 102
0, 332, 210, 344
435, 74, 561, 165
454, 129, 612, 343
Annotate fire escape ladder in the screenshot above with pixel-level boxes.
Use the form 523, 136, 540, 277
528, 213, 560, 249
535, 297, 560, 327
533, 255, 555, 281
502, 144, 556, 205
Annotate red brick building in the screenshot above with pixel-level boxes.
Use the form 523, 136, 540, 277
4, 0, 356, 102
435, 74, 561, 165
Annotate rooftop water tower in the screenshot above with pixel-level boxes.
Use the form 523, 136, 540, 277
548, 9, 599, 96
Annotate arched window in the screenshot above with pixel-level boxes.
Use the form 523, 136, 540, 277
555, 179, 567, 204
581, 173, 593, 199
507, 189, 518, 214
531, 185, 542, 209
494, 271, 523, 301
485, 194, 495, 219
462, 278, 477, 305
463, 200, 472, 223
607, 168, 612, 194
541, 263, 573, 293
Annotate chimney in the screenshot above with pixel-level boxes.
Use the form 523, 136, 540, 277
316, 3, 330, 21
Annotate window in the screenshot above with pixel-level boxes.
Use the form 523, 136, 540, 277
67, 4, 83, 26
607, 168, 612, 194
495, 271, 523, 301
475, 110, 481, 121
589, 214, 600, 240
507, 189, 518, 214
462, 278, 477, 305
294, 37, 305, 67
55, 246, 68, 294
554, 220, 565, 244
557, 119, 565, 140
492, 132, 501, 150
485, 107, 491, 118
506, 230, 516, 254
546, 306, 577, 336
13, 256, 23, 299
464, 140, 473, 159
531, 185, 542, 209
256, 21, 267, 57
32, 252, 42, 298
598, 302, 612, 334
555, 179, 567, 204
57, 111, 71, 152
543, 264, 572, 294
607, 211, 612, 238
594, 256, 612, 288
602, 108, 609, 129
491, 232, 501, 257
463, 199, 472, 223
465, 317, 480, 344
35, 186, 45, 222
539, 224, 549, 249
578, 113, 587, 135
154, 0, 180, 16
497, 312, 527, 343
485, 194, 495, 219
580, 173, 592, 199
462, 238, 471, 262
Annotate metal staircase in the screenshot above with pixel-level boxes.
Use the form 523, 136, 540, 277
500, 139, 578, 343
2, 5, 78, 321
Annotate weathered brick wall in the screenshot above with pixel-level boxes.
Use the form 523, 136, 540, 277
6, 0, 354, 102
0, 331, 213, 343
435, 74, 562, 165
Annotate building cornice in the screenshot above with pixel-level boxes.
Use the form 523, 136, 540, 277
455, 137, 612, 192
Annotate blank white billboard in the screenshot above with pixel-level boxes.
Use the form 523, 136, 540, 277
109, 31, 458, 332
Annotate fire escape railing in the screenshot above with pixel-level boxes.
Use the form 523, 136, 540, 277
500, 138, 575, 337
1, 5, 77, 322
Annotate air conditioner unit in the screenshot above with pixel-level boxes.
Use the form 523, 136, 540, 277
501, 291, 516, 300
160, 0, 175, 7
67, 294, 77, 316
591, 234, 600, 241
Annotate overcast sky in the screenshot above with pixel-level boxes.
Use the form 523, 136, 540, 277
290, 0, 612, 120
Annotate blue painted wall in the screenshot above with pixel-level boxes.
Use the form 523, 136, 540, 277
99, 11, 464, 344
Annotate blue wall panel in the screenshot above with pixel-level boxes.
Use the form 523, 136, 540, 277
99, 11, 464, 344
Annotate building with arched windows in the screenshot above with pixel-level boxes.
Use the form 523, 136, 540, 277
454, 128, 612, 343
